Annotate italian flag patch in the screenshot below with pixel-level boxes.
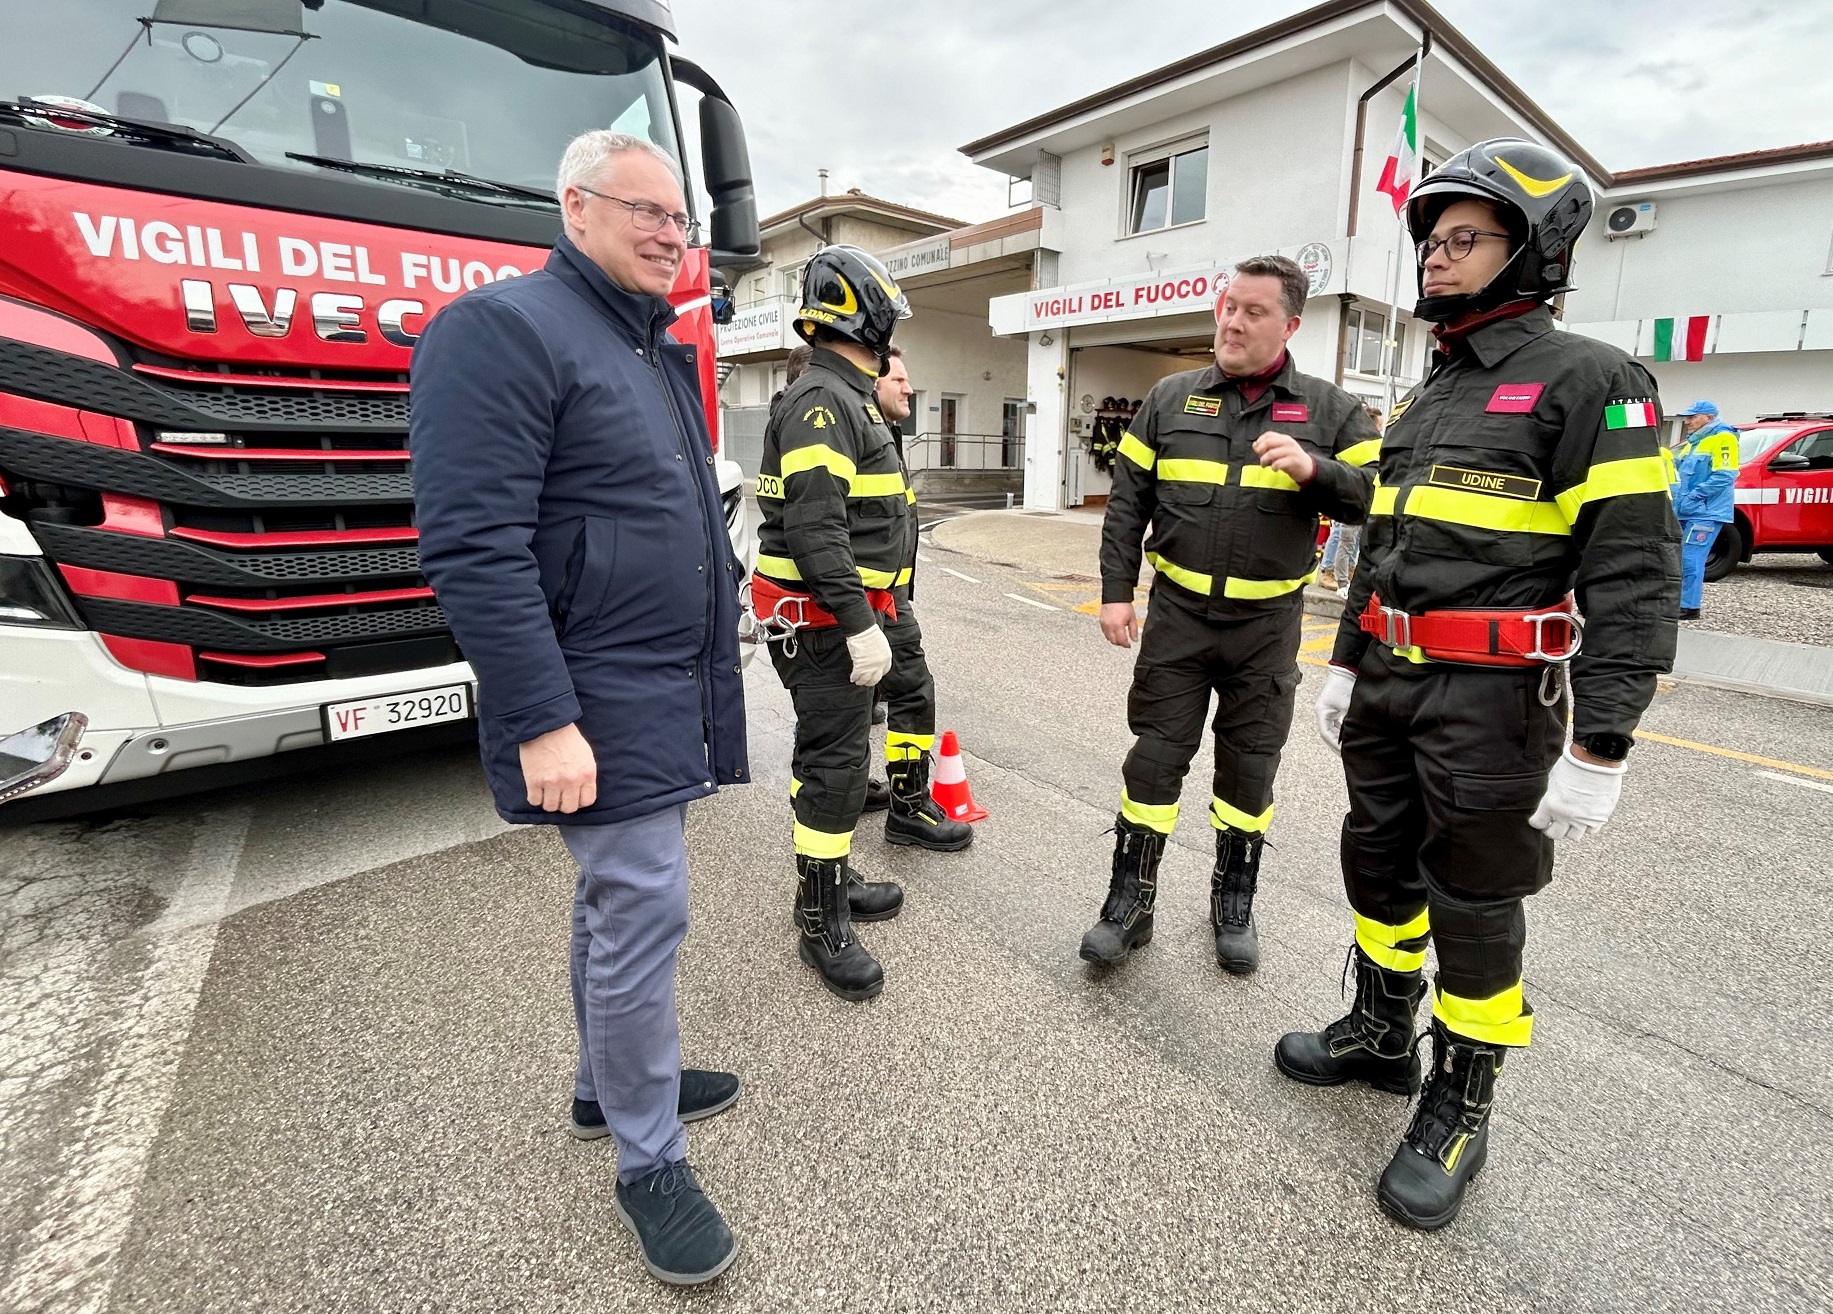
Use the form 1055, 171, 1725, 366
1605, 399, 1658, 430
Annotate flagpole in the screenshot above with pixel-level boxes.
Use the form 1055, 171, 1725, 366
1382, 42, 1427, 414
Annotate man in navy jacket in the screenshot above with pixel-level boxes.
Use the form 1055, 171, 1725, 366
411, 131, 747, 1287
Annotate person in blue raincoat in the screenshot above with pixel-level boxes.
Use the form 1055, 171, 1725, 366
1671, 399, 1740, 619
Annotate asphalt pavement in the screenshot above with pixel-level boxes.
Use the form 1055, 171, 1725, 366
3, 528, 1830, 1313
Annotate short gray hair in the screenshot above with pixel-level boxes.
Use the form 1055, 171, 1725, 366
554, 130, 681, 204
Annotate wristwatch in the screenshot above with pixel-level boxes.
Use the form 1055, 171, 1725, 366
1578, 733, 1633, 763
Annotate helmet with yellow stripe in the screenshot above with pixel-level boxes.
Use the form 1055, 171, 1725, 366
792, 245, 912, 367
1408, 138, 1593, 323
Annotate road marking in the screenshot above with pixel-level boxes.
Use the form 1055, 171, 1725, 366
1754, 769, 1833, 795
1638, 731, 1833, 783
915, 551, 931, 563
940, 567, 981, 584
1005, 592, 1059, 611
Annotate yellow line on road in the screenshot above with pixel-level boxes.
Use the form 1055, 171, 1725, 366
1637, 731, 1833, 783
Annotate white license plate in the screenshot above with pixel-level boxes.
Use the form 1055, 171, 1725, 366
323, 684, 472, 742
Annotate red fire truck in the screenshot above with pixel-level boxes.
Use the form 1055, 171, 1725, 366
0, 0, 760, 817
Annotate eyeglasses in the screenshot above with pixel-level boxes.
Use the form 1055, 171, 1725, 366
576, 186, 701, 244
1415, 229, 1512, 265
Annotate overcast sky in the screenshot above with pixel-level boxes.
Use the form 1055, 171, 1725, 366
673, 0, 1833, 224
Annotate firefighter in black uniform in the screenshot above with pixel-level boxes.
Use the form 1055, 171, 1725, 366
1085, 255, 1380, 974
754, 246, 971, 1003
1275, 140, 1680, 1230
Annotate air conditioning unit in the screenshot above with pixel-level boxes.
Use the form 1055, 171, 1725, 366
1605, 201, 1657, 239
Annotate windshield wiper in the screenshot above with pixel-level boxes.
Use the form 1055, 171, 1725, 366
0, 100, 252, 162
285, 153, 558, 207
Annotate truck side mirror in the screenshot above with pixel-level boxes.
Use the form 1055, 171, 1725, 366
0, 712, 88, 804
671, 57, 761, 270
699, 95, 760, 266
1768, 452, 1811, 472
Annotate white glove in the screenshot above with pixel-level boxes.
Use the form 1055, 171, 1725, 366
845, 624, 893, 687
1315, 664, 1357, 754
1529, 746, 1626, 841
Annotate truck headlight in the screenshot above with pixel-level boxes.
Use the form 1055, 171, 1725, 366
0, 556, 83, 629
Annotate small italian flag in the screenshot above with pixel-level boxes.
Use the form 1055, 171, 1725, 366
1650, 315, 1711, 362
1605, 399, 1658, 430
1375, 81, 1418, 215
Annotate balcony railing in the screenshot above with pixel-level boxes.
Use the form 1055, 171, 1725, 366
903, 430, 1024, 473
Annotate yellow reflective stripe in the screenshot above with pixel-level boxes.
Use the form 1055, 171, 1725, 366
1660, 447, 1678, 486
1403, 485, 1571, 536
1371, 484, 1399, 516
1339, 437, 1382, 467
792, 821, 852, 860
1239, 465, 1301, 492
1223, 566, 1317, 600
780, 443, 857, 485
754, 473, 784, 499
1120, 788, 1179, 834
1146, 551, 1213, 596
759, 555, 909, 589
789, 777, 802, 798
849, 472, 907, 498
886, 731, 932, 762
1555, 455, 1674, 524
1354, 909, 1431, 973
1389, 645, 1431, 664
1210, 797, 1274, 834
1118, 431, 1156, 469
1434, 983, 1534, 1047
1157, 458, 1229, 485
905, 487, 917, 504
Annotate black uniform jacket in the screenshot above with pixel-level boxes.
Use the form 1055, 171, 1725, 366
1101, 353, 1380, 616
1331, 305, 1681, 740
756, 348, 917, 635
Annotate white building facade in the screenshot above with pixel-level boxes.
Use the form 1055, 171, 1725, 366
961, 0, 1833, 509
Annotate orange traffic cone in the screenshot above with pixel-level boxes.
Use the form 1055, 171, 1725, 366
930, 730, 988, 822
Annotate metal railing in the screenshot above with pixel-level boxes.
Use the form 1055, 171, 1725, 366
903, 430, 1025, 473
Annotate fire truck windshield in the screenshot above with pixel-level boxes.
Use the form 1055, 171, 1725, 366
4, 0, 683, 207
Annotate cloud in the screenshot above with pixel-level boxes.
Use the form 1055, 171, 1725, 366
674, 0, 1833, 221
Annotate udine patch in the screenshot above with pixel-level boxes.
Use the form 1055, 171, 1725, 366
1184, 394, 1222, 417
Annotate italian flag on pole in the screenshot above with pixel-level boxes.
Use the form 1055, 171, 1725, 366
1376, 81, 1419, 214
1650, 315, 1711, 362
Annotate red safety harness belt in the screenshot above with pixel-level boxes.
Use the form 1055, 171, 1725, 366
750, 572, 898, 630
1358, 591, 1582, 667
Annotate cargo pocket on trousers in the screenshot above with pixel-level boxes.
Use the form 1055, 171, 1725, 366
1450, 770, 1547, 813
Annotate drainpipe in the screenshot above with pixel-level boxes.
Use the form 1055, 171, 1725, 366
1347, 34, 1432, 239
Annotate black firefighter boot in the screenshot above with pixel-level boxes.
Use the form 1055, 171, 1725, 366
1376, 1021, 1507, 1231
1274, 946, 1428, 1095
883, 755, 974, 852
846, 861, 904, 921
1078, 817, 1166, 965
795, 855, 885, 1002
1210, 827, 1264, 975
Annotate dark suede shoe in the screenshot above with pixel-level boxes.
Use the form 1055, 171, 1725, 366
614, 1160, 738, 1285
569, 1070, 743, 1140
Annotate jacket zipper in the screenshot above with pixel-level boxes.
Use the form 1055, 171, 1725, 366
645, 330, 720, 759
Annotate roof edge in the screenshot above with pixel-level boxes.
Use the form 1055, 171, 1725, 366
758, 191, 965, 236
1610, 139, 1833, 186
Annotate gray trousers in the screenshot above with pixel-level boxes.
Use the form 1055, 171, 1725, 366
563, 803, 689, 1182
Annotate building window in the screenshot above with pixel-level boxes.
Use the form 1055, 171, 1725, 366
1002, 399, 1025, 469
1127, 143, 1208, 235
1343, 306, 1399, 375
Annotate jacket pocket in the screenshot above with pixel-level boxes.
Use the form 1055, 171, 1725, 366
558, 516, 618, 645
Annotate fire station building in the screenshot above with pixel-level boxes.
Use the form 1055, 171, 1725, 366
959, 0, 1833, 509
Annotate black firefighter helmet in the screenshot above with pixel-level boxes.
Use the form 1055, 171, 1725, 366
1407, 138, 1593, 323
793, 244, 911, 369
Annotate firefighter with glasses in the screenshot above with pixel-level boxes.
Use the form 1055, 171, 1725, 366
1277, 139, 1680, 1230
753, 246, 972, 1003
1086, 254, 1380, 975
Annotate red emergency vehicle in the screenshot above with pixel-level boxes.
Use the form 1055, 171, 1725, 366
1707, 413, 1833, 579
0, 0, 760, 816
